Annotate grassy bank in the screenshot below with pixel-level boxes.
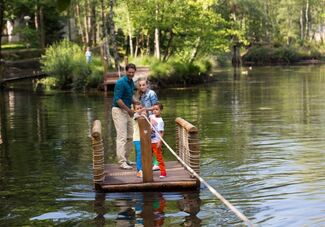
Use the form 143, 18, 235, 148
242, 44, 324, 65
130, 56, 214, 87
39, 40, 215, 91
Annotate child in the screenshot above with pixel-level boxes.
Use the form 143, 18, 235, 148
133, 102, 146, 178
85, 46, 92, 63
136, 77, 158, 114
150, 102, 167, 178
136, 77, 160, 171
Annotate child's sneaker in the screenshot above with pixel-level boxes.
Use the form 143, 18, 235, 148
136, 170, 143, 178
159, 173, 166, 178
152, 165, 160, 171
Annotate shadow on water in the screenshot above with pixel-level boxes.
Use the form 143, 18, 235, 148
93, 191, 201, 226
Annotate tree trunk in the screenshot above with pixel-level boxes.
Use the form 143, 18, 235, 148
134, 34, 139, 57
232, 43, 241, 68
91, 4, 97, 46
154, 2, 160, 60
84, 0, 90, 46
305, 0, 310, 40
154, 28, 160, 59
0, 0, 5, 59
39, 6, 45, 48
76, 4, 86, 45
126, 8, 133, 56
189, 37, 201, 63
163, 29, 174, 62
109, 0, 120, 71
100, 0, 111, 72
300, 9, 304, 42
34, 5, 45, 48
146, 34, 150, 55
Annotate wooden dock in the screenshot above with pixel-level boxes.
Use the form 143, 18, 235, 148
92, 117, 200, 192
103, 67, 150, 92
97, 161, 198, 192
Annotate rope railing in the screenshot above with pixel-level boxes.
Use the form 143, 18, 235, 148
175, 117, 200, 176
144, 116, 254, 227
92, 120, 105, 184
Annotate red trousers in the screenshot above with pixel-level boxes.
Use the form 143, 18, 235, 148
152, 143, 166, 176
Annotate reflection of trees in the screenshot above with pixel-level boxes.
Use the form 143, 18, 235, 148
0, 91, 10, 193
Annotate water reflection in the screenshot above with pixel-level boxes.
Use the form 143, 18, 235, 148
93, 191, 201, 226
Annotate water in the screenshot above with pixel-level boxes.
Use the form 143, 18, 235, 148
1, 65, 325, 226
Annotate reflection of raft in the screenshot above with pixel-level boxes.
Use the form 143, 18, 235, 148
91, 117, 200, 192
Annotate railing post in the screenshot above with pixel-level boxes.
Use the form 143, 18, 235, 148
189, 130, 200, 175
138, 116, 153, 182
175, 117, 200, 176
92, 120, 105, 189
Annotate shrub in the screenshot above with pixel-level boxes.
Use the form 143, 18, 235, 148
13, 26, 39, 48
243, 44, 322, 65
87, 56, 104, 88
149, 57, 213, 86
41, 39, 91, 90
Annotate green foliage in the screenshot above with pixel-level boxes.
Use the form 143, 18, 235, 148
149, 57, 213, 86
14, 26, 39, 48
86, 56, 104, 89
243, 45, 322, 65
41, 39, 91, 90
56, 0, 71, 12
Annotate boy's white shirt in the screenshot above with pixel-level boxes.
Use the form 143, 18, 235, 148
132, 118, 140, 141
150, 115, 164, 143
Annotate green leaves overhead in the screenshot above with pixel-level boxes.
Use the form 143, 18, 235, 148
56, 0, 71, 12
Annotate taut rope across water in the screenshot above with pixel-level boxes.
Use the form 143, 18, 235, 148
143, 115, 254, 227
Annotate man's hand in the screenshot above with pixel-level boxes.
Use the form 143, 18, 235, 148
127, 109, 134, 117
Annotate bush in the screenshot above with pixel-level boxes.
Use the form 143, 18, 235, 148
13, 26, 39, 48
86, 56, 104, 88
243, 44, 322, 65
149, 57, 213, 86
41, 39, 91, 90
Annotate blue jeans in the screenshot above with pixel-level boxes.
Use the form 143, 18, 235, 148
133, 141, 142, 171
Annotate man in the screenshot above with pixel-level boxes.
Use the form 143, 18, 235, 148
112, 63, 136, 169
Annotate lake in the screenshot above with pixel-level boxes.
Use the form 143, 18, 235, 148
1, 65, 325, 226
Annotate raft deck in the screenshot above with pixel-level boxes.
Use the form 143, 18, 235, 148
96, 161, 198, 192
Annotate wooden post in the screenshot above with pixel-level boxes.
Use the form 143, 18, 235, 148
189, 130, 200, 175
92, 120, 105, 188
175, 117, 200, 176
138, 116, 153, 182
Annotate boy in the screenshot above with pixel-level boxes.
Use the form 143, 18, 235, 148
150, 102, 167, 178
133, 102, 146, 178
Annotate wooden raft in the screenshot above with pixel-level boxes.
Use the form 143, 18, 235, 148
99, 161, 197, 192
91, 117, 200, 192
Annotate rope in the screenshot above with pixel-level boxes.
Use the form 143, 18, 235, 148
143, 116, 254, 227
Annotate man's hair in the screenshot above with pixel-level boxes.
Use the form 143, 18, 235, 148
126, 63, 137, 71
153, 102, 163, 111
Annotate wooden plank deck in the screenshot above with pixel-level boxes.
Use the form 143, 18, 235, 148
96, 161, 199, 192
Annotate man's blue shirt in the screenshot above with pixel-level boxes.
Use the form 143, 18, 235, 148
113, 75, 135, 108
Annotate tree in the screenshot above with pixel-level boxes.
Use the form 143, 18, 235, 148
0, 0, 4, 58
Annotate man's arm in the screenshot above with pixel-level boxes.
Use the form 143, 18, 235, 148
117, 99, 134, 117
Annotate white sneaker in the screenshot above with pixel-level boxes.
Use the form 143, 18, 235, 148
120, 162, 133, 170
152, 165, 160, 171
126, 160, 136, 166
